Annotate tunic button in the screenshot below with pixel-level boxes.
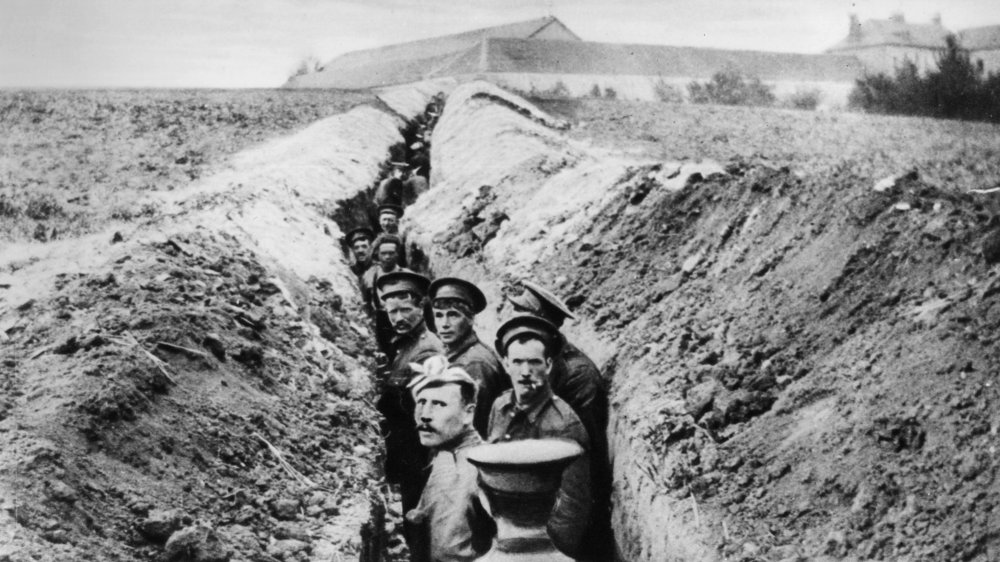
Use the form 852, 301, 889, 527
504, 434, 510, 440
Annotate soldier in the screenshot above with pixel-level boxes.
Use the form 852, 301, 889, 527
374, 165, 405, 207
343, 226, 374, 278
505, 281, 613, 560
406, 356, 494, 562
375, 271, 443, 562
487, 316, 591, 559
427, 277, 509, 437
377, 204, 404, 235
361, 234, 410, 358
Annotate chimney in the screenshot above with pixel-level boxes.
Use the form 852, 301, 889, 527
849, 13, 861, 40
889, 12, 905, 24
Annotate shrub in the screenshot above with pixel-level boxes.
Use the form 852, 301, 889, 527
23, 193, 63, 220
603, 87, 618, 100
0, 194, 19, 217
785, 88, 822, 110
653, 79, 683, 103
688, 67, 775, 107
589, 84, 602, 98
849, 35, 1000, 122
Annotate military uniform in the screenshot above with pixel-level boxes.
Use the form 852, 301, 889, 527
406, 428, 492, 562
506, 283, 613, 560
428, 277, 510, 438
486, 389, 592, 559
445, 331, 509, 438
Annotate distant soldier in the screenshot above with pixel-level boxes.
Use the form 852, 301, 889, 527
377, 204, 404, 235
361, 234, 410, 357
487, 315, 592, 559
406, 356, 494, 562
428, 277, 509, 437
343, 226, 374, 278
506, 281, 612, 560
375, 271, 443, 562
374, 164, 406, 207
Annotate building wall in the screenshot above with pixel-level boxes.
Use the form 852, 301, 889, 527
970, 49, 1000, 74
476, 72, 855, 108
837, 45, 942, 75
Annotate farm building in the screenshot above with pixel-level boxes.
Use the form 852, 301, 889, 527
826, 13, 951, 74
959, 25, 1000, 73
285, 16, 864, 107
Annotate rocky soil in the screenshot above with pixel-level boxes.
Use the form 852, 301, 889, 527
406, 84, 999, 561
0, 87, 436, 562
3, 80, 998, 562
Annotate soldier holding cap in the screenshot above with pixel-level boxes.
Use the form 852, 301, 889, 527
375, 271, 443, 562
486, 316, 592, 559
428, 277, 509, 437
506, 281, 612, 561
343, 226, 374, 278
405, 356, 494, 562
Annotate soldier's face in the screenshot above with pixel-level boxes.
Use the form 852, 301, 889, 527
379, 213, 399, 233
384, 296, 422, 334
503, 338, 552, 404
352, 239, 371, 262
433, 307, 473, 347
377, 243, 398, 270
414, 384, 473, 448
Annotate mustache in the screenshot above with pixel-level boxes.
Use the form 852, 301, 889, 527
416, 424, 436, 433
517, 377, 539, 390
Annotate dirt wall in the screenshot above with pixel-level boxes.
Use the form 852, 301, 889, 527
1, 92, 431, 561
402, 81, 999, 561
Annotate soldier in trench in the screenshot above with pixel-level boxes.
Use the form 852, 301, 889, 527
505, 281, 613, 560
486, 315, 592, 560
405, 356, 494, 562
343, 226, 374, 278
361, 233, 411, 359
374, 271, 443, 562
426, 277, 510, 437
377, 204, 404, 235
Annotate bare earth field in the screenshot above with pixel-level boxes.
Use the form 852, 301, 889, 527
2, 85, 999, 562
0, 89, 373, 242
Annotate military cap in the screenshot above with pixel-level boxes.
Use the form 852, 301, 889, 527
507, 281, 577, 327
466, 439, 583, 494
378, 204, 404, 218
343, 226, 374, 245
494, 315, 563, 356
429, 277, 487, 314
376, 271, 430, 301
407, 355, 479, 401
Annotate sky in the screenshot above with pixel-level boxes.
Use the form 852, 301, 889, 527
1, 0, 999, 88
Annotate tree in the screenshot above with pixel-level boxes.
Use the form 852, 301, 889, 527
688, 67, 775, 107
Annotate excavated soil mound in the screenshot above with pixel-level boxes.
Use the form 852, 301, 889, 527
0, 87, 446, 562
405, 83, 999, 561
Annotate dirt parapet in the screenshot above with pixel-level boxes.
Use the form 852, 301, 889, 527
1, 95, 436, 561
401, 82, 999, 561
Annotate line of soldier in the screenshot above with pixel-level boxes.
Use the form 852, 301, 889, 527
345, 216, 612, 561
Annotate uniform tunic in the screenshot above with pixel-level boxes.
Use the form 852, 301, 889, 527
377, 320, 443, 495
407, 429, 493, 562
486, 389, 592, 559
445, 331, 510, 438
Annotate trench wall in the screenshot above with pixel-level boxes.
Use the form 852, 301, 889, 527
403, 81, 723, 560
0, 87, 439, 561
